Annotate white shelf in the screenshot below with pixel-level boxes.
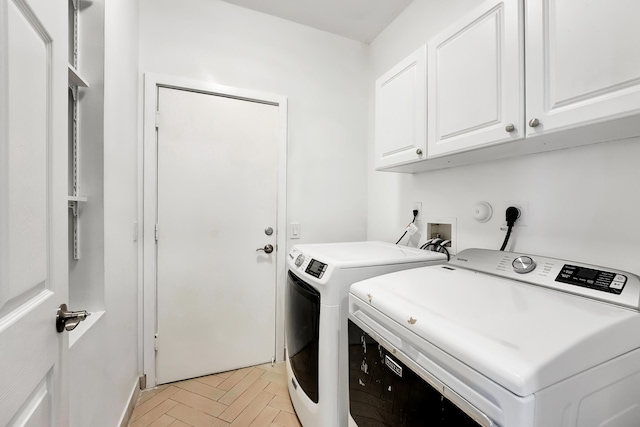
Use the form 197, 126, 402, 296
69, 310, 105, 348
68, 64, 90, 88
67, 195, 88, 202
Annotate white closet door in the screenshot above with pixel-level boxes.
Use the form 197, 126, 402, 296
0, 0, 68, 425
155, 87, 279, 384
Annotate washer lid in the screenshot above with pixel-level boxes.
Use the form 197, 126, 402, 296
291, 241, 447, 268
350, 264, 640, 397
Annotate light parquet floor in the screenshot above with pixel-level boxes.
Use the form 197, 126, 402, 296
128, 362, 302, 427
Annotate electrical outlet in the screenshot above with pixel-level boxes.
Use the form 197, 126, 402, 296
503, 201, 529, 226
412, 202, 422, 221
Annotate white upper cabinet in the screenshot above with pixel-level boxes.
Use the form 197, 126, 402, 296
427, 0, 524, 158
525, 0, 640, 137
375, 0, 640, 172
375, 45, 427, 170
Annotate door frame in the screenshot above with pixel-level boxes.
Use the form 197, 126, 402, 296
141, 73, 288, 386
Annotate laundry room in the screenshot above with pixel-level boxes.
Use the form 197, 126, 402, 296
2, 0, 639, 426
138, 0, 640, 272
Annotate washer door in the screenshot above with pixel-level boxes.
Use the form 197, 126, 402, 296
348, 319, 482, 426
286, 271, 321, 403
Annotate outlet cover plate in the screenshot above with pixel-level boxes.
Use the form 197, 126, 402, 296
503, 201, 529, 227
412, 202, 422, 221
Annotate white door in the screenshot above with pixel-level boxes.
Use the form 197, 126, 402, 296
374, 45, 427, 170
155, 86, 279, 384
525, 0, 640, 136
427, 0, 524, 158
0, 0, 68, 425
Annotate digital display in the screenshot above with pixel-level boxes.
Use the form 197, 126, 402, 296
575, 267, 598, 281
555, 264, 625, 294
306, 259, 327, 278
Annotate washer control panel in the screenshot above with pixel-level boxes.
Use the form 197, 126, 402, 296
556, 265, 627, 295
450, 248, 640, 310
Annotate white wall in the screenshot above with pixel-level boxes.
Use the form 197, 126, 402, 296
69, 0, 140, 425
367, 0, 640, 274
138, 0, 369, 246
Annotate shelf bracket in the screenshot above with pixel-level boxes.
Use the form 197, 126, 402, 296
69, 84, 78, 100
68, 200, 78, 217
67, 197, 87, 260
68, 200, 80, 260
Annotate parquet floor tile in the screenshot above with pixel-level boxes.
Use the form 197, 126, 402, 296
128, 363, 301, 427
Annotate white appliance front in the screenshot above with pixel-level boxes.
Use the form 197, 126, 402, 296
348, 249, 640, 426
285, 241, 447, 427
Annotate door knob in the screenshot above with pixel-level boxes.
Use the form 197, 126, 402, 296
528, 118, 540, 128
56, 303, 90, 332
256, 244, 274, 254
505, 123, 515, 132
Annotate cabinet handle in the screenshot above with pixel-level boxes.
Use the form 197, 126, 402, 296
505, 124, 515, 132
528, 118, 540, 128
416, 148, 423, 156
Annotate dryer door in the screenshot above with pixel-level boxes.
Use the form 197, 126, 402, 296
286, 271, 321, 403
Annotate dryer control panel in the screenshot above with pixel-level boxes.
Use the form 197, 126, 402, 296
305, 259, 328, 279
287, 247, 331, 281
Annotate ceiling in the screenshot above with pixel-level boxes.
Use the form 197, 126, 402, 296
219, 0, 415, 44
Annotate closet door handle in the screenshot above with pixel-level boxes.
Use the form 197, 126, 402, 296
56, 304, 91, 332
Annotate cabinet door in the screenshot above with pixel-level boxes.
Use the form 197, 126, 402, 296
526, 0, 640, 136
427, 0, 524, 158
375, 45, 427, 169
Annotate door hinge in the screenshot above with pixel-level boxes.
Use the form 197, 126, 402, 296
154, 334, 159, 351
155, 224, 159, 242
155, 111, 160, 129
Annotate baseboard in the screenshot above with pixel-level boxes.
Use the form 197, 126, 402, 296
118, 376, 143, 427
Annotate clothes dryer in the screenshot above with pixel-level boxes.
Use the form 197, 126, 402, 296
285, 241, 447, 427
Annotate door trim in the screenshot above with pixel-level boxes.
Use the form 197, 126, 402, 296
141, 73, 288, 386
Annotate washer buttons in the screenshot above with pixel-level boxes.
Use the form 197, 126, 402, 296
614, 274, 627, 283
610, 281, 625, 290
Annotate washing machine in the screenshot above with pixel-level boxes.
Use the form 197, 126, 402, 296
348, 248, 640, 426
285, 241, 447, 427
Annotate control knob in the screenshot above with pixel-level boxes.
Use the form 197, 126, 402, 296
512, 256, 536, 274
295, 254, 305, 267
